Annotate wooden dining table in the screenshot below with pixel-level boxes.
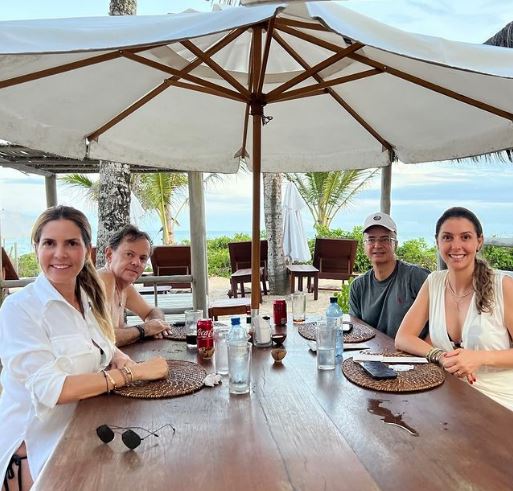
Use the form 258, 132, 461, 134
34, 317, 513, 491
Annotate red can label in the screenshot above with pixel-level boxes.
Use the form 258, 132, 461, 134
197, 319, 214, 358
273, 300, 287, 326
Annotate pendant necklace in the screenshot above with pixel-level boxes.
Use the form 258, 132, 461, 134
445, 277, 473, 312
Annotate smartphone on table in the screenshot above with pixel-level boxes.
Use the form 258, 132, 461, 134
360, 361, 397, 380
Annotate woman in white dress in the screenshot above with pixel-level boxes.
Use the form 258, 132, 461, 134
0, 206, 168, 490
396, 207, 513, 411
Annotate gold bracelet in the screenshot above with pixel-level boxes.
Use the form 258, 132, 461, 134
104, 370, 117, 391
119, 367, 130, 386
123, 366, 134, 383
101, 370, 111, 394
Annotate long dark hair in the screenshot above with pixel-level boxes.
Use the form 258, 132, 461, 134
435, 207, 494, 314
32, 206, 114, 341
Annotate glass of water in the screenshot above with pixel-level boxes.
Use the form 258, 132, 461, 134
316, 322, 336, 370
228, 342, 252, 394
292, 292, 306, 323
214, 325, 229, 375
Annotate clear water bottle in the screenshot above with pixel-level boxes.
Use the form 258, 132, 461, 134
228, 317, 251, 394
326, 297, 343, 359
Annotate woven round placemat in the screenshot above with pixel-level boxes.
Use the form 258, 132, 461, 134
345, 320, 376, 343
114, 360, 207, 399
342, 354, 445, 393
297, 320, 376, 343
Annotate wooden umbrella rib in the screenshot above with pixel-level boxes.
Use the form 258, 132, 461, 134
257, 17, 276, 94
88, 28, 248, 141
277, 24, 513, 123
121, 51, 245, 102
266, 42, 364, 99
272, 31, 392, 151
87, 81, 169, 141
274, 18, 330, 32
180, 40, 250, 99
268, 68, 381, 103
349, 52, 513, 122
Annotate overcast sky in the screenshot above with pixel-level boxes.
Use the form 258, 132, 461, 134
1, 0, 512, 252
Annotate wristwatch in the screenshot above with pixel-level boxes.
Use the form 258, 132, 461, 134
134, 324, 146, 342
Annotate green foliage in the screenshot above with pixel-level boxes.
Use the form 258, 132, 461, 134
285, 170, 378, 229
482, 245, 513, 271
396, 238, 437, 271
18, 252, 39, 277
334, 277, 354, 312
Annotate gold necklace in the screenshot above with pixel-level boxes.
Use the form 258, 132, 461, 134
445, 277, 473, 312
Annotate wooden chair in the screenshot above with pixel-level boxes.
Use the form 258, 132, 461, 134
312, 238, 358, 282
228, 240, 268, 299
150, 245, 192, 290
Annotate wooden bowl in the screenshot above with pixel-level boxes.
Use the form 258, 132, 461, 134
271, 333, 287, 345
271, 347, 287, 363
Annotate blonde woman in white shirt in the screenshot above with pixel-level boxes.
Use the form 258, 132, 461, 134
396, 207, 513, 411
0, 206, 168, 491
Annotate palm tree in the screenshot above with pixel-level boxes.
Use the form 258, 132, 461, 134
62, 171, 188, 245
133, 173, 188, 244
286, 169, 379, 230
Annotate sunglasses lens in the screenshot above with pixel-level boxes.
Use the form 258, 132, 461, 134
122, 429, 141, 450
96, 425, 115, 443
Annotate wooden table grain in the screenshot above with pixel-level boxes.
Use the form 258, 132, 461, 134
34, 318, 513, 491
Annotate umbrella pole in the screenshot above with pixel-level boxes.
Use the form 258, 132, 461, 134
251, 107, 262, 315
251, 26, 263, 316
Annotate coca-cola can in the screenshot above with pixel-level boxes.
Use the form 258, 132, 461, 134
273, 299, 287, 326
197, 319, 214, 359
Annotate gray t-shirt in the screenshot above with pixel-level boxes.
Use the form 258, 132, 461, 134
349, 260, 429, 338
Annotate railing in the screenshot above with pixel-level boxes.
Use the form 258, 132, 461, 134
0, 275, 193, 314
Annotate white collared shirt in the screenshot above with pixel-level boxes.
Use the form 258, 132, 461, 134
0, 274, 115, 481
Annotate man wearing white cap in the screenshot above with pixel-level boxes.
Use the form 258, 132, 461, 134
349, 212, 429, 338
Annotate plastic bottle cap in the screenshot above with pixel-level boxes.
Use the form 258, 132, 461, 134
330, 297, 337, 303
231, 317, 241, 325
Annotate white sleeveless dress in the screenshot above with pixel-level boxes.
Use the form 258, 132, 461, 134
428, 270, 513, 411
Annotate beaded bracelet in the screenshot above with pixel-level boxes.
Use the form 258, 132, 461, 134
134, 324, 146, 342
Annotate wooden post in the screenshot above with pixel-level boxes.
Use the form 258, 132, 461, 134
188, 171, 209, 316
45, 174, 57, 208
380, 164, 391, 214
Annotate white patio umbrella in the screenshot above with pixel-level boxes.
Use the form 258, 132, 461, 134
2, 2, 513, 311
282, 181, 310, 262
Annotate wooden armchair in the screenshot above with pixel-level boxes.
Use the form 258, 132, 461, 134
312, 238, 358, 282
228, 240, 268, 299
150, 245, 192, 290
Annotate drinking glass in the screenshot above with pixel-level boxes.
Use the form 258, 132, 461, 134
292, 292, 306, 323
228, 342, 252, 394
316, 322, 336, 370
214, 325, 230, 375
184, 309, 202, 349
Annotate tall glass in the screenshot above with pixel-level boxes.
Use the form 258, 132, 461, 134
184, 309, 202, 349
316, 322, 336, 370
214, 325, 229, 375
228, 342, 252, 394
292, 292, 306, 323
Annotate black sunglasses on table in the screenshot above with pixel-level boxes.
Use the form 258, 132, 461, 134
96, 424, 175, 450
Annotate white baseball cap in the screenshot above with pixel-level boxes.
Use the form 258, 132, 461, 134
363, 212, 397, 233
